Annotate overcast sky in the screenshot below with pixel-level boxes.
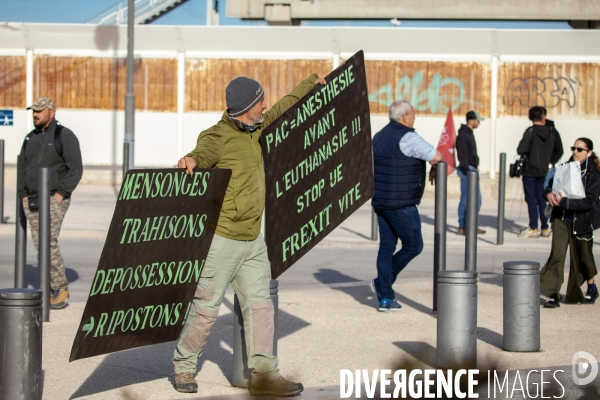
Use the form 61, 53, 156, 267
1, 0, 571, 28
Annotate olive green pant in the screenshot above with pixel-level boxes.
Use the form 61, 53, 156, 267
540, 218, 598, 304
173, 233, 279, 381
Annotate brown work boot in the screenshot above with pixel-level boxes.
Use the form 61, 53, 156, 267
249, 376, 304, 397
50, 289, 69, 310
174, 372, 198, 393
477, 227, 486, 234
457, 228, 465, 235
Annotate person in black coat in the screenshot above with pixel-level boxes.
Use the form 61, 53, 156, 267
540, 137, 600, 307
517, 106, 562, 238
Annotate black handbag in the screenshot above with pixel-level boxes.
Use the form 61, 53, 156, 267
28, 196, 39, 211
509, 156, 526, 178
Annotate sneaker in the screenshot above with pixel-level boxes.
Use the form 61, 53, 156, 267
378, 298, 402, 312
457, 228, 465, 235
248, 376, 304, 397
543, 294, 561, 308
584, 288, 599, 304
540, 229, 551, 238
50, 289, 69, 309
477, 227, 486, 234
370, 279, 382, 303
518, 228, 540, 238
173, 372, 198, 393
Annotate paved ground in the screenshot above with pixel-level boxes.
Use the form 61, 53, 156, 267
0, 181, 599, 399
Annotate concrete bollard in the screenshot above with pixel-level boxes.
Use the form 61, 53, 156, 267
232, 279, 279, 388
436, 270, 478, 369
0, 288, 43, 400
503, 261, 540, 352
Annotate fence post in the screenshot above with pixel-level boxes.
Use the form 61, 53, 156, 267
15, 156, 27, 288
497, 153, 506, 245
433, 161, 447, 313
38, 167, 51, 322
465, 171, 478, 272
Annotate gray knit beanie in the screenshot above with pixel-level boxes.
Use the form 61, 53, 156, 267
226, 77, 264, 118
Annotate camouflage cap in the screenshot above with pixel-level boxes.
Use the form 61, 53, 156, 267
26, 97, 56, 111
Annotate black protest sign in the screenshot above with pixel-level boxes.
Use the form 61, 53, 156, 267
262, 51, 373, 278
69, 168, 230, 361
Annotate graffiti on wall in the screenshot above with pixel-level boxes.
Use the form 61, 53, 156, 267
504, 76, 582, 109
368, 71, 480, 114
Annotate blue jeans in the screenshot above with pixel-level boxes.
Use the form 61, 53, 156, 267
457, 166, 482, 228
374, 206, 424, 300
523, 176, 548, 230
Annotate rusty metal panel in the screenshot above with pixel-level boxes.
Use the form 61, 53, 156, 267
185, 59, 332, 112
499, 62, 600, 118
33, 56, 177, 112
366, 60, 491, 117
0, 56, 26, 108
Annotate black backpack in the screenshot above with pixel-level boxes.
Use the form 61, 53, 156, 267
22, 124, 64, 158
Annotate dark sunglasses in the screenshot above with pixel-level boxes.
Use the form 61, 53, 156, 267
571, 146, 589, 153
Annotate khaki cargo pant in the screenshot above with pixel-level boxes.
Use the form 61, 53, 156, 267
173, 233, 279, 381
22, 196, 71, 291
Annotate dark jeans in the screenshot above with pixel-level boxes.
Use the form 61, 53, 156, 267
523, 176, 548, 230
374, 205, 424, 299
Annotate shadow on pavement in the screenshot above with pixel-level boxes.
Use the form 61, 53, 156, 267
313, 268, 374, 309
392, 341, 436, 368
23, 264, 79, 288
477, 327, 503, 350
70, 290, 310, 398
395, 293, 435, 319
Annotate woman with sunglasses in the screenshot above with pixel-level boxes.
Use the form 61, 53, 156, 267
540, 137, 600, 308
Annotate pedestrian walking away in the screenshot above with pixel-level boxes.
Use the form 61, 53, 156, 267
540, 137, 600, 308
516, 106, 562, 239
18, 96, 83, 310
173, 73, 327, 396
456, 110, 485, 236
370, 100, 442, 312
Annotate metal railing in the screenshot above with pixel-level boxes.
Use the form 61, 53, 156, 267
86, 0, 189, 25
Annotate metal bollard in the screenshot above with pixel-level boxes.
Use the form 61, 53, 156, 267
0, 139, 4, 224
232, 279, 279, 387
433, 162, 447, 314
123, 142, 130, 177
497, 153, 506, 245
371, 208, 378, 241
436, 270, 478, 369
15, 156, 27, 288
0, 288, 43, 400
465, 171, 478, 271
503, 261, 540, 352
38, 167, 51, 322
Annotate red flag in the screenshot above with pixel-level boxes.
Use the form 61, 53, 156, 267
436, 109, 457, 175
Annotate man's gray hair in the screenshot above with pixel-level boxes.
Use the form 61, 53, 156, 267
388, 100, 413, 121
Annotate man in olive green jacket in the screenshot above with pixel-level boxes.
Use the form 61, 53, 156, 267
173, 73, 326, 396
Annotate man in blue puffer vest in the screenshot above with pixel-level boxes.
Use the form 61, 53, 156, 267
370, 100, 442, 311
